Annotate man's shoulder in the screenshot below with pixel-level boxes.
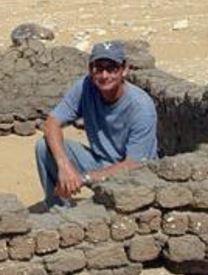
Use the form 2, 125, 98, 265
125, 81, 154, 107
71, 74, 91, 88
65, 74, 92, 98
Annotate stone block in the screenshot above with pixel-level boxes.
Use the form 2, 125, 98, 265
0, 194, 28, 218
0, 123, 13, 135
168, 261, 208, 275
59, 223, 84, 247
129, 235, 161, 262
188, 213, 208, 234
112, 264, 143, 275
35, 230, 59, 255
13, 121, 36, 136
163, 212, 188, 235
0, 240, 8, 261
156, 157, 192, 181
191, 181, 208, 208
111, 215, 137, 241
30, 212, 64, 230
0, 262, 47, 275
91, 270, 112, 275
157, 185, 193, 208
9, 235, 35, 260
0, 114, 14, 123
44, 248, 86, 274
113, 185, 155, 213
86, 243, 128, 269
191, 162, 208, 182
91, 263, 143, 275
165, 234, 205, 262
0, 213, 32, 235
85, 220, 110, 243
134, 208, 162, 234
52, 200, 110, 228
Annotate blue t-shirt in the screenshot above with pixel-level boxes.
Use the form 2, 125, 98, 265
51, 75, 157, 163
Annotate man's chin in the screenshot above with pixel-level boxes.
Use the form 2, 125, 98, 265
98, 84, 115, 93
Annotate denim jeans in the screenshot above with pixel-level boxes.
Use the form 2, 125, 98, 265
35, 137, 107, 208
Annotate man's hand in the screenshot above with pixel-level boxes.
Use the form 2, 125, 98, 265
55, 159, 82, 197
44, 115, 82, 198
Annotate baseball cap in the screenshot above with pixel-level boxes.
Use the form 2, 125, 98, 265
89, 41, 126, 64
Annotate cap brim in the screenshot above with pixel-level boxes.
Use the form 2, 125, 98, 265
89, 53, 124, 64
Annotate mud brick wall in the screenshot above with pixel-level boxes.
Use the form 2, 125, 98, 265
127, 69, 208, 156
1, 150, 208, 274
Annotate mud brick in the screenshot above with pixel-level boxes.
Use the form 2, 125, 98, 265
35, 230, 59, 255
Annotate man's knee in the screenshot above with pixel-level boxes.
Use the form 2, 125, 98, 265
35, 137, 48, 160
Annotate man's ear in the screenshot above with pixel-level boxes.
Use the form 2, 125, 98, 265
88, 63, 93, 72
122, 64, 129, 77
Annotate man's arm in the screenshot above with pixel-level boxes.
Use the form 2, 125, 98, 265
87, 159, 142, 183
44, 115, 82, 196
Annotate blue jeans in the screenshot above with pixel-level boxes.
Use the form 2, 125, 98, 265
35, 138, 109, 208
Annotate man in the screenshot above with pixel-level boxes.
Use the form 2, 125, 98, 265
36, 41, 157, 208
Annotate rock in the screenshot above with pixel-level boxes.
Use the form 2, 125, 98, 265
44, 248, 86, 274
162, 212, 188, 235
52, 200, 110, 228
13, 120, 36, 135
0, 123, 13, 135
134, 208, 162, 234
172, 19, 189, 31
191, 181, 208, 208
96, 182, 155, 213
90, 264, 143, 275
0, 240, 8, 262
11, 23, 55, 45
165, 235, 205, 262
59, 223, 85, 247
157, 185, 193, 208
156, 157, 192, 182
30, 212, 64, 230
85, 220, 110, 243
35, 230, 59, 255
188, 213, 208, 234
9, 235, 35, 260
86, 243, 128, 269
0, 263, 47, 275
129, 235, 161, 262
0, 193, 28, 218
111, 215, 137, 241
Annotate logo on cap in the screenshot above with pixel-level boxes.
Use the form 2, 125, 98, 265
103, 42, 112, 50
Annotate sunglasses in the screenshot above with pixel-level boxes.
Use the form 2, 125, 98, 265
91, 62, 122, 74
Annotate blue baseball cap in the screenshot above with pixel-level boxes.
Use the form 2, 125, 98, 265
89, 41, 126, 64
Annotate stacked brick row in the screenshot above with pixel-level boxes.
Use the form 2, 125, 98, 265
1, 150, 208, 274
127, 68, 208, 156
0, 38, 89, 136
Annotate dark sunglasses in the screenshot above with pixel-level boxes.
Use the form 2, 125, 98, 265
90, 62, 122, 74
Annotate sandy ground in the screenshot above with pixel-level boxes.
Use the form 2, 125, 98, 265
0, 127, 91, 207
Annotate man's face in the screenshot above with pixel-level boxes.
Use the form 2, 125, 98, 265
90, 59, 128, 102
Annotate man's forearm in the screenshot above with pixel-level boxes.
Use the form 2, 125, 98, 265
88, 159, 142, 183
44, 115, 70, 169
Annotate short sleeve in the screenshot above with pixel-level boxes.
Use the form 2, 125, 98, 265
125, 97, 157, 161
50, 77, 84, 125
